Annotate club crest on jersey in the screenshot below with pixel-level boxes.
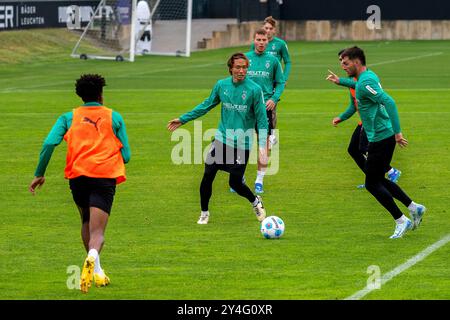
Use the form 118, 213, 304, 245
272, 44, 276, 50
265, 61, 271, 69
242, 90, 247, 100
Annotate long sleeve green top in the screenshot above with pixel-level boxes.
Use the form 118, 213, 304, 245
251, 37, 291, 81
337, 77, 358, 121
179, 77, 268, 150
355, 70, 401, 142
245, 51, 285, 103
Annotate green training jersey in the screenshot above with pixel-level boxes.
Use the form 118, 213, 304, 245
179, 77, 268, 150
355, 69, 401, 143
250, 37, 291, 81
34, 102, 131, 177
337, 77, 358, 122
245, 51, 285, 103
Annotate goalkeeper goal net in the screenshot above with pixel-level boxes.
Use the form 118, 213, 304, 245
70, 0, 192, 61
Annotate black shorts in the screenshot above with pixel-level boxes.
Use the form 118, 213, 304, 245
205, 140, 250, 176
69, 176, 116, 214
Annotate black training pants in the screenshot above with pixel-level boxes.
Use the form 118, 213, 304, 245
364, 135, 412, 219
200, 140, 256, 211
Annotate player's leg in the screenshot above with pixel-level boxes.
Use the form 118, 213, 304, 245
79, 178, 115, 292
360, 125, 402, 183
348, 124, 366, 172
229, 142, 246, 193
70, 176, 96, 293
70, 177, 91, 250
75, 205, 90, 251
75, 204, 112, 290
269, 106, 278, 148
88, 207, 109, 258
348, 124, 367, 188
81, 206, 109, 291
229, 175, 246, 193
230, 172, 266, 222
198, 141, 221, 224
70, 176, 96, 291
256, 111, 272, 194
256, 139, 270, 194
229, 147, 266, 221
229, 147, 253, 201
369, 136, 423, 226
199, 164, 219, 224
364, 136, 413, 238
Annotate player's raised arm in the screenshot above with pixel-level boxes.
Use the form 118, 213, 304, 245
326, 69, 356, 88
326, 69, 340, 84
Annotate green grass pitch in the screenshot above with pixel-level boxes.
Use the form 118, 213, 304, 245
0, 29, 449, 300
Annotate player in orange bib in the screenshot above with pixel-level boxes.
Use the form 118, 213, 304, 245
29, 74, 131, 293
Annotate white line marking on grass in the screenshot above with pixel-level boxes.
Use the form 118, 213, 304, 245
369, 52, 443, 66
2, 87, 450, 94
0, 52, 444, 93
345, 234, 450, 300
5, 111, 450, 117
0, 62, 222, 92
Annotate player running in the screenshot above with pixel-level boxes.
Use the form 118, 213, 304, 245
29, 74, 130, 292
338, 46, 426, 239
246, 29, 285, 194
167, 53, 269, 225
327, 50, 401, 188
251, 16, 291, 149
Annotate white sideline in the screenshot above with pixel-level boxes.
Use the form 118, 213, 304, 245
0, 51, 444, 93
345, 233, 450, 300
369, 52, 443, 66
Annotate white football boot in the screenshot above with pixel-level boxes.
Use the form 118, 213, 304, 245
253, 196, 266, 222
197, 211, 210, 225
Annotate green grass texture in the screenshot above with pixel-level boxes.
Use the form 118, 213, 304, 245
1, 29, 449, 300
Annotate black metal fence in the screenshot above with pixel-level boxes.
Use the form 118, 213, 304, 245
193, 0, 450, 21
2, 0, 449, 31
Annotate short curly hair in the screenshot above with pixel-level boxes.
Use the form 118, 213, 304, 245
75, 74, 106, 103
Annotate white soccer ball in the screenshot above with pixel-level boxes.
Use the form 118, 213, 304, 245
261, 216, 285, 239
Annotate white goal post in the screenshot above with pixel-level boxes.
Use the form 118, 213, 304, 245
70, 0, 193, 62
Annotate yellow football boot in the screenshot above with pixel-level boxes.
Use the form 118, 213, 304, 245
94, 271, 111, 287
80, 256, 95, 293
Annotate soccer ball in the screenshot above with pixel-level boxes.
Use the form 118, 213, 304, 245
260, 216, 285, 239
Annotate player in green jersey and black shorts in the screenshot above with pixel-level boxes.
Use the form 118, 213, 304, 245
251, 17, 291, 147
327, 50, 402, 189
246, 29, 285, 194
254, 16, 291, 149
339, 46, 426, 239
167, 53, 269, 225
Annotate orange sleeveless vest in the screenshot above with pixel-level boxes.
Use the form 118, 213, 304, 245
349, 77, 362, 125
64, 106, 126, 184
